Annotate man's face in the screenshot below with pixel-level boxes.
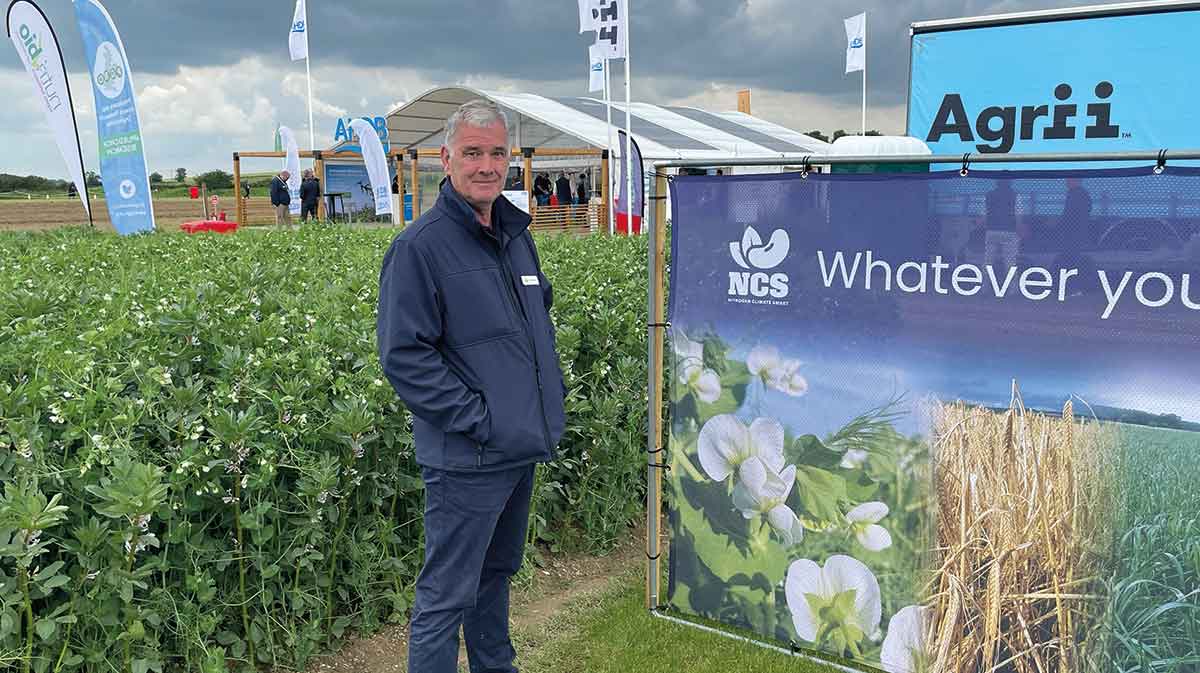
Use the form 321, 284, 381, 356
441, 122, 508, 211
281, 170, 290, 181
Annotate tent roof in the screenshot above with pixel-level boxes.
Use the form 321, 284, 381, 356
829, 135, 932, 156
383, 86, 831, 161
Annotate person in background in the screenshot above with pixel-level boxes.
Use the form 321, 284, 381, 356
300, 169, 322, 223
555, 172, 572, 207
576, 173, 587, 205
270, 169, 291, 227
533, 172, 552, 206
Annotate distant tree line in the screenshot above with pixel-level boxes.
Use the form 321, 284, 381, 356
1091, 406, 1200, 432
0, 173, 70, 192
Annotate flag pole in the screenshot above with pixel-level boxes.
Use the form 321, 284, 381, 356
304, 2, 316, 162
622, 0, 633, 236
604, 56, 615, 236
861, 12, 867, 135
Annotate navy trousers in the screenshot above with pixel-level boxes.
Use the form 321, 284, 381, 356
407, 464, 535, 673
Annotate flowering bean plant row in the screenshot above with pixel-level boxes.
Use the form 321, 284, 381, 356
0, 226, 649, 673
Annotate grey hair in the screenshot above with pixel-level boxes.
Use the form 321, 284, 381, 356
444, 99, 509, 147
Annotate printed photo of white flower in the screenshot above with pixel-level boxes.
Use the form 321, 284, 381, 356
730, 456, 805, 545
785, 555, 882, 656
845, 502, 893, 552
746, 345, 808, 397
881, 605, 931, 673
697, 413, 784, 482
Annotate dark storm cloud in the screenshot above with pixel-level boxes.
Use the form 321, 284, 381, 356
3, 0, 1106, 106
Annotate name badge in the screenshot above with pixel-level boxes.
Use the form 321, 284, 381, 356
521, 275, 540, 286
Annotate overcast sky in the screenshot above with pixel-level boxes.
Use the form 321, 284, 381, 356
2, 0, 1103, 179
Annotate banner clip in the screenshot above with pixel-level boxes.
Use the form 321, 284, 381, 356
648, 321, 671, 329
1154, 149, 1168, 174
800, 155, 812, 179
648, 462, 672, 471
646, 551, 662, 561
960, 153, 971, 177
647, 445, 664, 455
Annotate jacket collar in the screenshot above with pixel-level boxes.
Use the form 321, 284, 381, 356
436, 177, 531, 244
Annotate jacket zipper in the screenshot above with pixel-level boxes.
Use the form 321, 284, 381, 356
493, 230, 553, 463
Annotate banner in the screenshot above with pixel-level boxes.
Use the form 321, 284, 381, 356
577, 0, 600, 33
278, 125, 301, 215
7, 0, 90, 220
588, 43, 604, 93
666, 168, 1200, 671
844, 12, 865, 73
591, 0, 624, 60
908, 6, 1200, 159
322, 161, 396, 220
348, 118, 391, 216
289, 0, 307, 61
73, 0, 153, 235
614, 128, 641, 235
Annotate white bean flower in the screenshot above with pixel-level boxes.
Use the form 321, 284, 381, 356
846, 502, 893, 552
679, 362, 722, 404
697, 414, 784, 482
785, 555, 882, 653
731, 456, 805, 545
674, 331, 704, 363
881, 605, 932, 673
746, 345, 808, 397
840, 448, 869, 469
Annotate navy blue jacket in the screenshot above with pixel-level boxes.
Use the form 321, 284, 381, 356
270, 175, 290, 207
377, 179, 566, 471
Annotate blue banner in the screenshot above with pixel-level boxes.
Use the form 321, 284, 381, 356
73, 0, 153, 235
666, 168, 1200, 670
908, 8, 1200, 160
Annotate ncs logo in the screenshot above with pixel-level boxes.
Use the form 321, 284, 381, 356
93, 41, 125, 99
728, 226, 790, 300
926, 81, 1121, 153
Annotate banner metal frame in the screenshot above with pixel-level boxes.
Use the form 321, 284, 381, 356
641, 147, 1200, 666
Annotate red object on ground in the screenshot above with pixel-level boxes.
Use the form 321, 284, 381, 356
180, 220, 238, 234
549, 194, 559, 206
189, 186, 199, 199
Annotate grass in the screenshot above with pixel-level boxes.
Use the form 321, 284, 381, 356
516, 568, 840, 673
1105, 424, 1200, 671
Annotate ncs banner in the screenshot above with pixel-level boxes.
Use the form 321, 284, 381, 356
278, 125, 301, 216
908, 6, 1200, 159
666, 168, 1200, 671
348, 118, 392, 216
73, 0, 153, 235
615, 128, 642, 235
6, 0, 90, 220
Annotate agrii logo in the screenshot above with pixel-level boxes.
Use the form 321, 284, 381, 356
17, 23, 62, 111
728, 226, 790, 305
925, 82, 1121, 153
93, 41, 125, 100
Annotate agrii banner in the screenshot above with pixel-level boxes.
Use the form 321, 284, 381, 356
666, 168, 1200, 671
6, 0, 90, 219
73, 0, 153, 235
908, 7, 1199, 158
348, 118, 392, 217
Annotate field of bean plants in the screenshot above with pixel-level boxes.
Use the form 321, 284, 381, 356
0, 225, 649, 673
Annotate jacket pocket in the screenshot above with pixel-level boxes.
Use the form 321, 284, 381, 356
443, 431, 484, 469
441, 267, 520, 348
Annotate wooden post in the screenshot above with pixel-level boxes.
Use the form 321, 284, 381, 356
600, 149, 611, 236
233, 153, 244, 226
646, 171, 669, 609
522, 147, 534, 219
314, 151, 325, 221
409, 149, 420, 218
737, 88, 752, 115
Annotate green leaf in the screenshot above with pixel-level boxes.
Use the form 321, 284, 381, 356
132, 658, 151, 673
42, 574, 71, 590
792, 466, 848, 524
35, 618, 56, 641
33, 561, 64, 582
260, 564, 280, 580
788, 434, 844, 470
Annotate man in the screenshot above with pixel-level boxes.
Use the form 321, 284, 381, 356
270, 169, 291, 227
575, 173, 587, 205
533, 172, 552, 206
300, 169, 321, 222
555, 172, 572, 207
376, 99, 566, 673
